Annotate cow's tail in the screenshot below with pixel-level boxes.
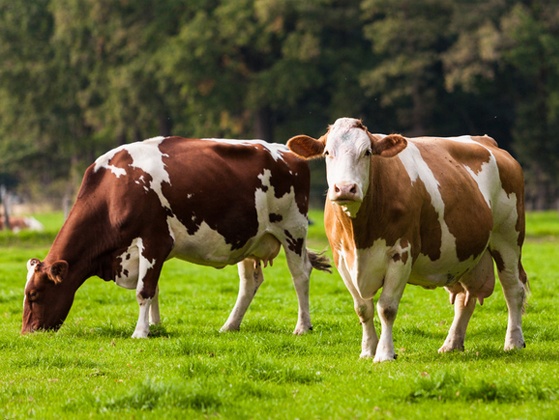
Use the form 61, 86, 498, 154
519, 260, 529, 313
308, 249, 332, 273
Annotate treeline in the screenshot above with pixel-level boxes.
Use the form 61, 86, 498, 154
1, 0, 558, 209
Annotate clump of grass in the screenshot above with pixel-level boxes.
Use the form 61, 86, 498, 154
63, 377, 224, 415
408, 370, 558, 403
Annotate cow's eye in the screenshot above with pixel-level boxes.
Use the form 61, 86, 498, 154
324, 150, 330, 157
27, 290, 40, 302
364, 149, 372, 157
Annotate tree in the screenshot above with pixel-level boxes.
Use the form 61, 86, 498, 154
442, 0, 559, 208
499, 2, 559, 208
1, 0, 559, 209
359, 0, 454, 135
0, 0, 82, 203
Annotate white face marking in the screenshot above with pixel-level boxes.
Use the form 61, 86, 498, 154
25, 259, 38, 285
23, 259, 39, 308
202, 138, 289, 162
323, 118, 372, 216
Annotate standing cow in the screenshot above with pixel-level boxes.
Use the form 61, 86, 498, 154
287, 117, 528, 362
22, 136, 330, 338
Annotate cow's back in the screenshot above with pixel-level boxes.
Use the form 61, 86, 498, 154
87, 137, 310, 268
350, 134, 524, 285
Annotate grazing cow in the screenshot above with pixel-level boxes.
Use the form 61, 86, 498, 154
22, 136, 330, 338
1, 215, 44, 232
287, 117, 528, 362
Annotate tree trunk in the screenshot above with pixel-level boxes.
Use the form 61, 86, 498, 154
253, 107, 274, 142
0, 185, 11, 230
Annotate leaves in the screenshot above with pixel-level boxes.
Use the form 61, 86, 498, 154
1, 0, 559, 207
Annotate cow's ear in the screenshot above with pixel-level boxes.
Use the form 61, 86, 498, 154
48, 261, 69, 284
371, 134, 407, 157
287, 135, 326, 159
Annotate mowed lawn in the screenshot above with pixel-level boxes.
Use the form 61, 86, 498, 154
1, 210, 558, 419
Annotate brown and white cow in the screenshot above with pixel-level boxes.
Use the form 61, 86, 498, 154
1, 215, 44, 232
22, 136, 330, 338
288, 117, 528, 362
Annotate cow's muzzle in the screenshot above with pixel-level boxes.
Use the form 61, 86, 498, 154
331, 182, 361, 203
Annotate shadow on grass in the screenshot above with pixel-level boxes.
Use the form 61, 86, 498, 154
405, 343, 559, 364
56, 322, 178, 339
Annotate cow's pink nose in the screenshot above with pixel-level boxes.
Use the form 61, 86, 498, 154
332, 183, 359, 202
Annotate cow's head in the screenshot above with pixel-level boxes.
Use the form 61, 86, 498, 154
22, 258, 75, 334
287, 117, 407, 217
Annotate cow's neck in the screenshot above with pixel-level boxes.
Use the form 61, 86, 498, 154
44, 204, 113, 288
333, 158, 407, 250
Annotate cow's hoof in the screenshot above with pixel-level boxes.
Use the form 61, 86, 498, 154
504, 341, 526, 351
373, 353, 397, 363
359, 351, 374, 359
219, 325, 240, 333
438, 344, 464, 353
293, 325, 313, 335
131, 330, 149, 339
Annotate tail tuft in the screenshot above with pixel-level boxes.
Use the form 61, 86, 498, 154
308, 250, 332, 273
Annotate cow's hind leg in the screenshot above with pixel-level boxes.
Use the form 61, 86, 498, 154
220, 259, 264, 332
439, 284, 476, 353
439, 250, 494, 352
149, 286, 160, 326
284, 248, 313, 335
492, 248, 528, 350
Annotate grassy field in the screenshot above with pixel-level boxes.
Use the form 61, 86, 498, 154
1, 210, 558, 419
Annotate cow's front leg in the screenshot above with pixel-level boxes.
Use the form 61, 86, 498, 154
338, 260, 378, 357
374, 261, 410, 362
131, 240, 165, 339
220, 259, 264, 332
132, 295, 152, 338
133, 280, 161, 338
356, 298, 377, 358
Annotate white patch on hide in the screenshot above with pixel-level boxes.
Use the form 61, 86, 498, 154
93, 136, 171, 208
203, 138, 288, 162
115, 237, 155, 289
398, 142, 458, 264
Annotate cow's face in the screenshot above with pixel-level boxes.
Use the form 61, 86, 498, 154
22, 258, 75, 334
287, 118, 407, 217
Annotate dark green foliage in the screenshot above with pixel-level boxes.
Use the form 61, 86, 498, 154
1, 1, 559, 207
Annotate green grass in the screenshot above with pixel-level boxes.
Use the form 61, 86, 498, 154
1, 210, 559, 418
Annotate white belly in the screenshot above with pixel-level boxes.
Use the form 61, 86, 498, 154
168, 217, 281, 268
